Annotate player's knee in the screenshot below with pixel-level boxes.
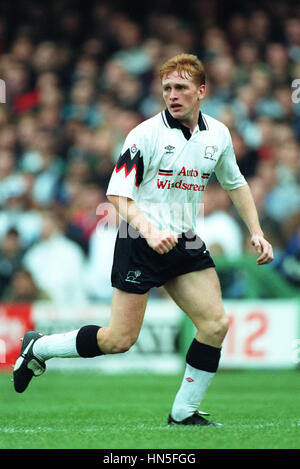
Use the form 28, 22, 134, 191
200, 313, 229, 343
213, 314, 229, 341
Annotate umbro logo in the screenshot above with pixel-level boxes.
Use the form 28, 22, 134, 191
164, 145, 175, 154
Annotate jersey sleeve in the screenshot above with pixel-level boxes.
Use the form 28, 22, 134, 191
106, 126, 149, 200
214, 127, 247, 190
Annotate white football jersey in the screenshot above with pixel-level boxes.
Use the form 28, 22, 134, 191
106, 109, 247, 234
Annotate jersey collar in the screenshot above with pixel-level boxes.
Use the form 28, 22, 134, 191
162, 108, 208, 140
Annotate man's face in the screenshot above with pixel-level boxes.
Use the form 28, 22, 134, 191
162, 71, 206, 122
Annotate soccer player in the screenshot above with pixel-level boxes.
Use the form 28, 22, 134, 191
13, 54, 273, 426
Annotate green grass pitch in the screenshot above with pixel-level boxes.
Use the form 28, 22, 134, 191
0, 369, 299, 449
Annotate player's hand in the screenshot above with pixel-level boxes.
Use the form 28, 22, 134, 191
251, 234, 274, 265
146, 228, 178, 255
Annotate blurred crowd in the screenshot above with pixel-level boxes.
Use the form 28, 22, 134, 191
0, 0, 300, 303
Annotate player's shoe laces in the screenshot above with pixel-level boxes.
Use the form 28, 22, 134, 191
13, 331, 46, 393
167, 410, 222, 427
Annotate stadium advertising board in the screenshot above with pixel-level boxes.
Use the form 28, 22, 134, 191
0, 303, 34, 370
0, 299, 299, 371
220, 300, 299, 368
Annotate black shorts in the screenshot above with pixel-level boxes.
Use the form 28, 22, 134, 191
111, 221, 215, 294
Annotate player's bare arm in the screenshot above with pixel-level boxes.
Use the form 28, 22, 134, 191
227, 184, 274, 265
107, 195, 178, 255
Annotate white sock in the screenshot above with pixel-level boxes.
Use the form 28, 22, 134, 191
171, 363, 215, 422
32, 330, 80, 361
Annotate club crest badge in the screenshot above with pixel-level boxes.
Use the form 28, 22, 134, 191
204, 145, 218, 160
125, 270, 142, 284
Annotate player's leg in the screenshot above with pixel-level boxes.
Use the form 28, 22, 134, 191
96, 288, 149, 354
166, 268, 228, 347
13, 288, 149, 393
33, 288, 149, 359
164, 267, 229, 426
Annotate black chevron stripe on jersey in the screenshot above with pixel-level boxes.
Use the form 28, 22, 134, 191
115, 149, 144, 187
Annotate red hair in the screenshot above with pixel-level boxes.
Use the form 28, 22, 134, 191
160, 54, 206, 86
